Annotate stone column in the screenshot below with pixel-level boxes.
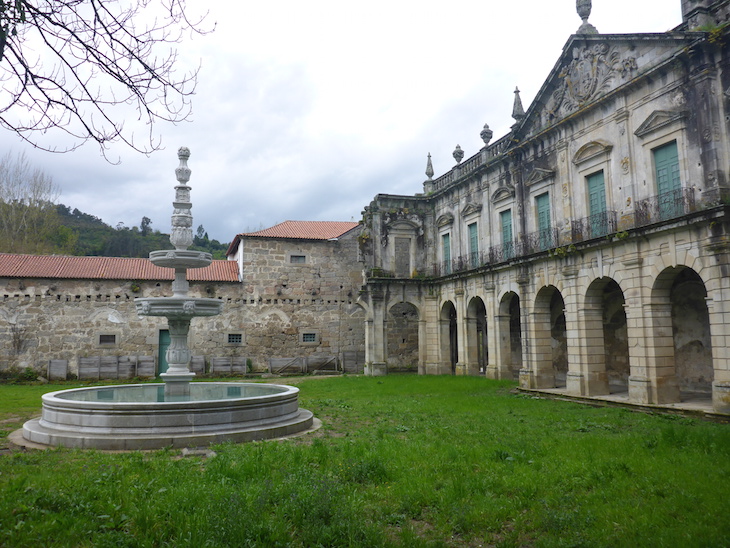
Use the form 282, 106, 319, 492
642, 301, 680, 404
364, 288, 387, 376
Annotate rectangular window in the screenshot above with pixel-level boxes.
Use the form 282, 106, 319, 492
442, 233, 451, 274
227, 333, 242, 344
536, 192, 553, 250
99, 334, 116, 345
501, 210, 513, 259
290, 255, 306, 264
302, 333, 317, 343
468, 222, 479, 268
587, 171, 607, 237
653, 140, 682, 219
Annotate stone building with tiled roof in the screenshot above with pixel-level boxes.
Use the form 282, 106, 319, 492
0, 220, 368, 378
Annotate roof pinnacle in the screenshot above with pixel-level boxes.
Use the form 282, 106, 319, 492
576, 0, 598, 34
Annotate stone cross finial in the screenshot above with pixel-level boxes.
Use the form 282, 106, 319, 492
576, 0, 598, 34
425, 153, 434, 180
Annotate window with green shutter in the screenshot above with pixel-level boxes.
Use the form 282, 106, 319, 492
587, 171, 607, 237
536, 193, 553, 250
653, 141, 681, 219
468, 222, 478, 268
501, 210, 513, 259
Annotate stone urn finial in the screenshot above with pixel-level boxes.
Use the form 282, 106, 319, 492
425, 153, 434, 180
576, 0, 598, 34
480, 123, 493, 146
453, 145, 464, 164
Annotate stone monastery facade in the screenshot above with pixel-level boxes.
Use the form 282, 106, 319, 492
358, 0, 730, 414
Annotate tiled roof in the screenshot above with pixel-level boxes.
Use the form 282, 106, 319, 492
0, 254, 239, 282
243, 221, 359, 240
226, 220, 360, 256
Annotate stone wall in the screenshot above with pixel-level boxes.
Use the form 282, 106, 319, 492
238, 231, 366, 369
0, 230, 367, 376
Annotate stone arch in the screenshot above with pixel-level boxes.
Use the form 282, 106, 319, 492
466, 296, 488, 374
498, 292, 521, 380
387, 301, 419, 372
582, 277, 629, 395
440, 301, 458, 374
652, 266, 713, 398
533, 286, 567, 388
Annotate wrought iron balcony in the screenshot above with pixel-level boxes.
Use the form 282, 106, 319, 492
523, 227, 558, 254
635, 188, 695, 227
572, 211, 618, 242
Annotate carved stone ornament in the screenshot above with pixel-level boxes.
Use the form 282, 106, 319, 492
547, 44, 637, 120
425, 153, 434, 180
576, 0, 598, 34
480, 123, 493, 146
453, 145, 464, 164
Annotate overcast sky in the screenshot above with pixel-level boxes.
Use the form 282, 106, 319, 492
1, 1, 682, 244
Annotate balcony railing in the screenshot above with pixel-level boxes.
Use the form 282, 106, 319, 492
635, 188, 695, 227
572, 211, 618, 242
523, 227, 558, 254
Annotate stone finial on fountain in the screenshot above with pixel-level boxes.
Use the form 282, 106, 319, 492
170, 147, 194, 251
576, 0, 598, 34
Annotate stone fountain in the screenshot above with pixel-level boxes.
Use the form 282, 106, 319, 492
135, 146, 222, 397
20, 148, 315, 450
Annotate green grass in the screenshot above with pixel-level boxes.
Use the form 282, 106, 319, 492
1, 375, 729, 547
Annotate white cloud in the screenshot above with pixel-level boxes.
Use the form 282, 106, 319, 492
0, 0, 682, 243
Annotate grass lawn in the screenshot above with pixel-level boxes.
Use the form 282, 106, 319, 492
0, 375, 728, 547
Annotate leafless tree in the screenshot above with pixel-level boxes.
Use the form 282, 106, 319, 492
0, 1, 211, 156
0, 150, 62, 253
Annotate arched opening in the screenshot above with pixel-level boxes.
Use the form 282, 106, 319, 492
440, 301, 458, 374
386, 302, 419, 373
467, 297, 488, 374
533, 286, 567, 388
653, 267, 713, 399
498, 292, 522, 380
583, 278, 628, 395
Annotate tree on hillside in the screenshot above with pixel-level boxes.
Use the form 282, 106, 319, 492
0, 151, 74, 253
0, 1, 211, 155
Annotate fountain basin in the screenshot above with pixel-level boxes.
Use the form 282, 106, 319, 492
149, 249, 212, 269
22, 383, 315, 450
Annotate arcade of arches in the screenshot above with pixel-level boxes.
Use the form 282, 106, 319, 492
360, 249, 730, 415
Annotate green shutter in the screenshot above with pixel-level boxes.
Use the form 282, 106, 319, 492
501, 210, 513, 259
536, 193, 552, 250
587, 171, 607, 237
654, 141, 681, 219
468, 223, 478, 267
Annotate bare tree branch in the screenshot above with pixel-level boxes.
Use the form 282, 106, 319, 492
0, 1, 212, 158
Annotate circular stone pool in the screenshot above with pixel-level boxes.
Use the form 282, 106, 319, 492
22, 383, 315, 450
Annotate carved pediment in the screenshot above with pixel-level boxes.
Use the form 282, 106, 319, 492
461, 203, 482, 217
436, 213, 454, 228
525, 168, 555, 187
491, 184, 515, 203
573, 140, 613, 165
634, 110, 687, 139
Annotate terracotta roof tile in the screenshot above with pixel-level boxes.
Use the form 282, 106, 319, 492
0, 254, 239, 282
242, 221, 359, 240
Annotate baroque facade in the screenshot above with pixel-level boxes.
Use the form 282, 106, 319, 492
358, 0, 730, 414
